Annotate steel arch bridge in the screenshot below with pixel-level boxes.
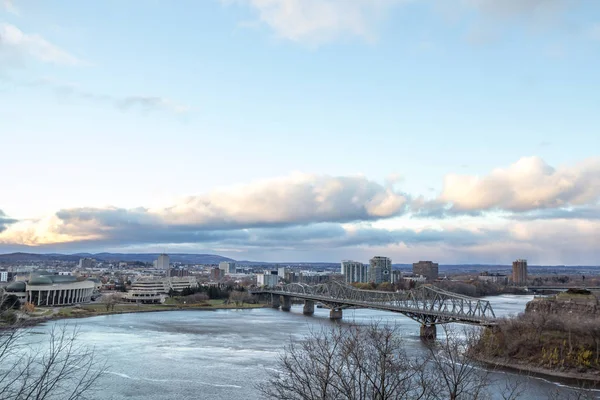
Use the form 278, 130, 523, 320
251, 281, 496, 337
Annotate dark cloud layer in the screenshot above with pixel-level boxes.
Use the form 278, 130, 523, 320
0, 210, 17, 232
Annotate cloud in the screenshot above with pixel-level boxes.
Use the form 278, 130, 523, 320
1, 157, 599, 263
222, 0, 406, 45
2, 0, 18, 15
436, 156, 600, 213
25, 77, 190, 115
0, 23, 86, 66
0, 173, 409, 246
0, 210, 17, 232
223, 0, 581, 45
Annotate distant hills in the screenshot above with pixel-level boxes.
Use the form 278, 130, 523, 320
0, 252, 235, 264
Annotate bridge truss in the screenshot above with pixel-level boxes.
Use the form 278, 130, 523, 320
253, 281, 496, 326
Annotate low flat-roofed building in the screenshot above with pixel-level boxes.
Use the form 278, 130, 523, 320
3, 274, 95, 306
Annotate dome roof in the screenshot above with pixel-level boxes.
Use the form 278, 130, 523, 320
5, 281, 26, 292
29, 275, 53, 285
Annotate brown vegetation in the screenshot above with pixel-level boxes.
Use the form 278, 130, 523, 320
476, 311, 600, 375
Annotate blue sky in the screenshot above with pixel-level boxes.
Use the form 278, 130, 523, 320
1, 0, 599, 264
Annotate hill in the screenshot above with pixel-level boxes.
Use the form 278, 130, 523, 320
0, 252, 235, 264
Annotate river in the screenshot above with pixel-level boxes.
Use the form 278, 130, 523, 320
19, 295, 598, 399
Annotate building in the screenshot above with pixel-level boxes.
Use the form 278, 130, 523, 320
219, 261, 236, 275
412, 261, 439, 281
391, 270, 403, 284
123, 276, 198, 303
169, 268, 190, 277
278, 267, 289, 278
210, 267, 222, 281
340, 260, 368, 283
512, 259, 528, 285
369, 256, 392, 284
257, 271, 279, 287
78, 258, 95, 269
0, 271, 7, 282
478, 272, 508, 285
3, 274, 95, 306
156, 254, 170, 270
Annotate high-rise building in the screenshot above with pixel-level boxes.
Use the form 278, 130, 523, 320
157, 254, 170, 270
257, 270, 279, 287
78, 258, 94, 269
218, 261, 236, 275
512, 259, 528, 285
340, 260, 368, 283
412, 261, 439, 281
369, 256, 392, 284
210, 267, 222, 281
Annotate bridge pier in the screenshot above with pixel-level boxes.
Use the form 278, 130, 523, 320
281, 296, 292, 311
420, 324, 436, 340
329, 308, 343, 320
303, 300, 315, 315
271, 294, 280, 309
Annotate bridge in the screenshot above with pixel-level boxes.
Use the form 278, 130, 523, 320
251, 281, 496, 339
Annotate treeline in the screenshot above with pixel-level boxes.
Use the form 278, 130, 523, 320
433, 280, 526, 297
169, 284, 250, 300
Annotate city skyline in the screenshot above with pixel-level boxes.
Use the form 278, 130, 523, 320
1, 1, 599, 264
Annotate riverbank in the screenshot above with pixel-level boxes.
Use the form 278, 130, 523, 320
474, 291, 600, 386
3, 300, 268, 329
476, 355, 600, 385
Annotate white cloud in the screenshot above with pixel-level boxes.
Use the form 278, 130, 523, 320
2, 0, 18, 15
0, 23, 86, 66
222, 0, 407, 45
438, 156, 600, 212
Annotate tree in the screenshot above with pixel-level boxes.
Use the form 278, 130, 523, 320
258, 324, 430, 400
0, 323, 106, 399
101, 294, 120, 312
1, 294, 21, 311
422, 326, 490, 400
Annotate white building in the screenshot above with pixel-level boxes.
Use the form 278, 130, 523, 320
257, 271, 279, 287
0, 271, 8, 282
78, 258, 95, 269
3, 274, 95, 306
340, 260, 368, 283
219, 261, 236, 275
123, 276, 198, 303
157, 254, 170, 270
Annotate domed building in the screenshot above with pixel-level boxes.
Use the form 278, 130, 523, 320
4, 273, 96, 306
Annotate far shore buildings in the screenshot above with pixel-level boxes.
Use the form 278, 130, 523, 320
123, 276, 198, 303
219, 261, 236, 275
512, 259, 528, 285
369, 256, 392, 284
155, 254, 170, 270
412, 261, 439, 282
3, 273, 96, 306
256, 270, 279, 287
340, 260, 368, 283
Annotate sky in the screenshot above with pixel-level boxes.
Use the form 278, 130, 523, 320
1, 0, 599, 264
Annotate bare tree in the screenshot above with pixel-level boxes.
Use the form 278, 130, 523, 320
258, 323, 431, 400
101, 294, 120, 312
422, 325, 491, 400
0, 323, 106, 400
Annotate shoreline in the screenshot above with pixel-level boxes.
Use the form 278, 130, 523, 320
5, 302, 270, 329
476, 355, 600, 385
